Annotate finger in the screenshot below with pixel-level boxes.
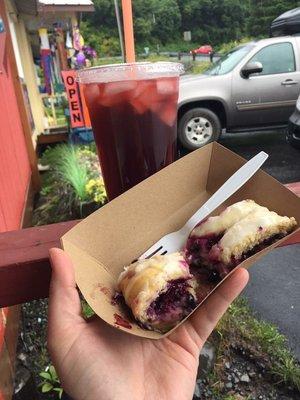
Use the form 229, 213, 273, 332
48, 248, 83, 333
184, 268, 249, 346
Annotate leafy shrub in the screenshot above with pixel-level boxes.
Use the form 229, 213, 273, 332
85, 178, 107, 204
217, 37, 254, 54
33, 144, 107, 225
39, 365, 63, 399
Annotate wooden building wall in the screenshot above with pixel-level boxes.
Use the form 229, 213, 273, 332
0, 0, 33, 398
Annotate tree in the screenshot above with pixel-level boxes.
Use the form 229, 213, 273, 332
133, 0, 181, 45
178, 0, 248, 45
247, 0, 299, 37
81, 0, 300, 57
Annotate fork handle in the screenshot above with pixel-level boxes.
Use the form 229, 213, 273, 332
183, 151, 268, 233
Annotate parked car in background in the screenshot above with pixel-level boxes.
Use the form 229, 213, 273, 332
178, 36, 300, 150
287, 94, 300, 148
190, 45, 213, 55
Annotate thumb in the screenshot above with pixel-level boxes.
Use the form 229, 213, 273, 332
48, 248, 83, 335
172, 268, 249, 348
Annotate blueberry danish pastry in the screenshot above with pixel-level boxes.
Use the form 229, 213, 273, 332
117, 252, 198, 332
186, 200, 296, 278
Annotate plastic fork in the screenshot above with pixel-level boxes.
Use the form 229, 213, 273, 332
139, 151, 268, 260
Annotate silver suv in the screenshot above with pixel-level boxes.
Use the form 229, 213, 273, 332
178, 36, 300, 149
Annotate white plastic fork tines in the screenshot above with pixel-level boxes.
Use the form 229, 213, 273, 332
139, 151, 268, 260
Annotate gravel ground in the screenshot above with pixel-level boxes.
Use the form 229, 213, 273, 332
194, 342, 300, 400
15, 300, 56, 400
16, 299, 300, 400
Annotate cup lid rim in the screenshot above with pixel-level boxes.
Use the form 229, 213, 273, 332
77, 61, 185, 83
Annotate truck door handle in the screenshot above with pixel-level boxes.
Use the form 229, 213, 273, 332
281, 79, 299, 86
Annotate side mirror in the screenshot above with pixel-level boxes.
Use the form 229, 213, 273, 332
241, 61, 263, 78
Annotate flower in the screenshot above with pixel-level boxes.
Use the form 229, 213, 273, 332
85, 178, 107, 204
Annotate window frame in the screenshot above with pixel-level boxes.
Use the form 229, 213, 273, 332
244, 41, 296, 77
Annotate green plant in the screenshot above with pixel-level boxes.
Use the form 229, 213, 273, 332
217, 297, 300, 391
85, 178, 107, 204
42, 145, 89, 202
34, 144, 106, 225
217, 37, 253, 54
39, 365, 63, 398
81, 300, 95, 319
191, 61, 211, 75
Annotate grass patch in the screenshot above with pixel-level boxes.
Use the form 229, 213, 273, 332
41, 145, 89, 202
94, 57, 122, 66
217, 297, 300, 392
217, 37, 254, 54
190, 61, 210, 74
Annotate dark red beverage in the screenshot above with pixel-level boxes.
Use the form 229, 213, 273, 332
78, 63, 183, 200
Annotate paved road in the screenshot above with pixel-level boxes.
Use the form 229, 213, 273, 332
243, 245, 300, 360
180, 129, 300, 184
217, 131, 300, 359
219, 129, 300, 184
181, 131, 300, 357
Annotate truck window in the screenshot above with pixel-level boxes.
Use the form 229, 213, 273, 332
249, 42, 295, 75
203, 44, 255, 76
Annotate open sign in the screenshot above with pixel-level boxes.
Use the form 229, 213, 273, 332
61, 70, 84, 128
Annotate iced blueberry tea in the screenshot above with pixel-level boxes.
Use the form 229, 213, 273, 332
78, 62, 183, 200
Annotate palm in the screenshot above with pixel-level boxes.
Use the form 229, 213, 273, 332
48, 249, 248, 400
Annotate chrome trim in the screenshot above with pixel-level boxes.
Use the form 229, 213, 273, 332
237, 99, 296, 111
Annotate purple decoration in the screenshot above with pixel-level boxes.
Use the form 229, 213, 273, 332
76, 51, 86, 66
82, 45, 97, 60
41, 49, 52, 95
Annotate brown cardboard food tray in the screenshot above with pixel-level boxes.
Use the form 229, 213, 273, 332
61, 142, 300, 339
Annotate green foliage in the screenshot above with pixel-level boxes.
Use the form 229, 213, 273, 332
81, 0, 300, 56
178, 0, 249, 46
81, 300, 96, 319
80, 20, 120, 57
247, 0, 299, 37
190, 61, 211, 74
41, 145, 89, 201
33, 144, 107, 225
39, 365, 63, 399
85, 178, 107, 204
217, 37, 254, 54
218, 297, 300, 391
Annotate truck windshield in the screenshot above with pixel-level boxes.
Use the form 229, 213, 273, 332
203, 44, 255, 76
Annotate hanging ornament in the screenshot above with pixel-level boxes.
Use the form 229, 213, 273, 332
66, 30, 72, 49
39, 28, 52, 94
73, 26, 84, 51
76, 51, 86, 67
38, 28, 50, 50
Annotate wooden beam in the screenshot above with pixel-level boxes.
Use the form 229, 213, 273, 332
0, 221, 78, 307
38, 132, 68, 145
37, 5, 95, 13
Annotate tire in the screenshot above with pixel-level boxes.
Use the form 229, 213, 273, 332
178, 107, 222, 150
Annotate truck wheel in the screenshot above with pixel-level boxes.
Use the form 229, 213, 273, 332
178, 107, 221, 150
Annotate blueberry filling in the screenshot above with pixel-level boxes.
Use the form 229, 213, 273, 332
146, 279, 197, 326
204, 232, 288, 279
185, 233, 223, 267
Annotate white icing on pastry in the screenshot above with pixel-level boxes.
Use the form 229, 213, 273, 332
117, 252, 196, 328
191, 199, 264, 238
209, 210, 297, 264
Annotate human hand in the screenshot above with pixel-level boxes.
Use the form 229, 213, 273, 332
48, 248, 248, 400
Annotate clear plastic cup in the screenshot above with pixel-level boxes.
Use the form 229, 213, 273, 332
78, 62, 184, 200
